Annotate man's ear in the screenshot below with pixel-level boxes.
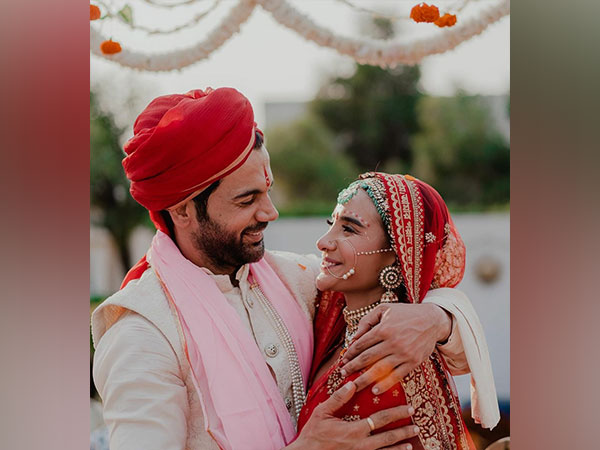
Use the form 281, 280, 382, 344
168, 200, 196, 230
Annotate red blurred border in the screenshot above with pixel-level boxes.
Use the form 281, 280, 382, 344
0, 1, 90, 448
2, 0, 600, 449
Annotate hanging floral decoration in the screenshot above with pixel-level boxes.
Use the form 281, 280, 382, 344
90, 4, 101, 21
90, 0, 510, 71
100, 39, 122, 55
435, 13, 458, 28
409, 3, 440, 23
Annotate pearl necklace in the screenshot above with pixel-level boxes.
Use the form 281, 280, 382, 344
250, 282, 305, 420
342, 301, 381, 349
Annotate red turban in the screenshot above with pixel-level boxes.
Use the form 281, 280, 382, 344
120, 87, 258, 287
123, 87, 257, 231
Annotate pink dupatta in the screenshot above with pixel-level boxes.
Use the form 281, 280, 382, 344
147, 231, 313, 450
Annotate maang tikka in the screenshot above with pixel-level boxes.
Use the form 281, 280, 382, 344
379, 263, 403, 303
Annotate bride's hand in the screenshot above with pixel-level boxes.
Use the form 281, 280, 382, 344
287, 381, 418, 450
338, 303, 452, 394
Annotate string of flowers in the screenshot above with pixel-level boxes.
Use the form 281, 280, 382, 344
410, 2, 458, 28
96, 0, 222, 35
334, 0, 471, 23
259, 0, 508, 66
90, 0, 256, 69
90, 0, 509, 70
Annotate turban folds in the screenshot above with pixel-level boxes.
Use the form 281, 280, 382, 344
123, 87, 257, 224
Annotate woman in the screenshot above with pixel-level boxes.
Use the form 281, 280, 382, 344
297, 172, 490, 450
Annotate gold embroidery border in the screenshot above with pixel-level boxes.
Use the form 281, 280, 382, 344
405, 177, 424, 303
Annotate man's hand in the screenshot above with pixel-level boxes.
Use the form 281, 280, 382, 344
287, 381, 418, 450
339, 303, 452, 394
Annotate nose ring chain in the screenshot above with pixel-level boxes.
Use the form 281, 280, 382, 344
325, 240, 394, 280
356, 248, 394, 256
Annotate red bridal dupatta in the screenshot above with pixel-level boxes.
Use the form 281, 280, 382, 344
298, 173, 475, 450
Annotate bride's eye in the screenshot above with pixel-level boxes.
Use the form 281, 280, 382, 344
342, 225, 356, 234
326, 219, 333, 226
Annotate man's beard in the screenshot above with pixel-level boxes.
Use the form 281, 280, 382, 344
192, 216, 267, 270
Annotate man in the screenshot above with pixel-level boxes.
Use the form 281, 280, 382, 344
92, 88, 491, 450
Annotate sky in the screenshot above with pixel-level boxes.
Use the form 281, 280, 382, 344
91, 0, 510, 128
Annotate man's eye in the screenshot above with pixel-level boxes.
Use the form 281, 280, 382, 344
240, 199, 254, 206
326, 219, 333, 226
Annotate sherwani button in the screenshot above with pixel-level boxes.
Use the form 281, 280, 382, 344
264, 343, 279, 358
285, 397, 292, 409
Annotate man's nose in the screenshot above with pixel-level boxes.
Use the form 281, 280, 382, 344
256, 195, 279, 223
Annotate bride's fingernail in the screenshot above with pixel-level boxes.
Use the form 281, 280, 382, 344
372, 386, 379, 394
340, 369, 347, 377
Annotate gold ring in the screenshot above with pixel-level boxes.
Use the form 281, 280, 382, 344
366, 416, 376, 433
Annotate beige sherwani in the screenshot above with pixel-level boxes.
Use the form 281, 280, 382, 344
92, 250, 469, 450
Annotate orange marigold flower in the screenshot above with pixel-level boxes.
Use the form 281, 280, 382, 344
90, 4, 101, 21
435, 13, 457, 28
410, 3, 440, 23
100, 40, 122, 55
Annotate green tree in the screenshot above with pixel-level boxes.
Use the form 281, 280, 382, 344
311, 63, 423, 172
267, 114, 359, 216
90, 91, 147, 271
411, 93, 510, 208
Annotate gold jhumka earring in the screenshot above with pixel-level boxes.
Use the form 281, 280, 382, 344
378, 263, 403, 303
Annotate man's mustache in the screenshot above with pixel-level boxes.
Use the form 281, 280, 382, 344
243, 222, 268, 234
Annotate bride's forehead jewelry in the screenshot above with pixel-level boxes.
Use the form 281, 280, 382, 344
335, 207, 370, 228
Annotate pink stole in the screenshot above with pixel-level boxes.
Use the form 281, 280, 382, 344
147, 231, 313, 450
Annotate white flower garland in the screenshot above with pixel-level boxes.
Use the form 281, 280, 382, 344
90, 0, 257, 71
90, 0, 509, 71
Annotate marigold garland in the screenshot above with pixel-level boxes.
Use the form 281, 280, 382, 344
90, 0, 510, 70
435, 13, 457, 27
410, 3, 440, 23
90, 4, 101, 21
100, 40, 122, 55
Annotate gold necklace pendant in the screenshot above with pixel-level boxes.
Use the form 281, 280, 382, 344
342, 301, 380, 348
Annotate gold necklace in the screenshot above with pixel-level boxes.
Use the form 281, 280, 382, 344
342, 301, 380, 349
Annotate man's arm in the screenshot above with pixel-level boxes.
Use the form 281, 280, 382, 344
423, 293, 470, 375
93, 312, 190, 450
338, 288, 472, 393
